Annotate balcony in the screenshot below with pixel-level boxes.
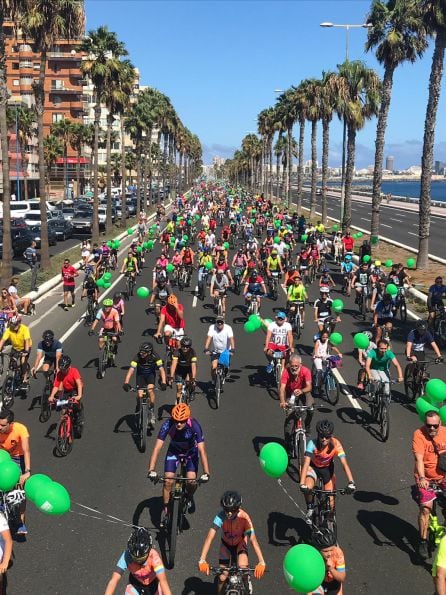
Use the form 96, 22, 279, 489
50, 84, 80, 94
48, 52, 81, 61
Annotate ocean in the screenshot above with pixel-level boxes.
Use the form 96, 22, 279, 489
327, 179, 446, 202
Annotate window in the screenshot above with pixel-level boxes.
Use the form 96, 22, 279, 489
19, 60, 32, 68
52, 79, 64, 90
53, 64, 59, 73
19, 44, 32, 52
12, 79, 19, 86
52, 113, 63, 123
53, 95, 61, 105
12, 62, 19, 70
33, 62, 40, 70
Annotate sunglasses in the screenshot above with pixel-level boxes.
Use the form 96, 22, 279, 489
320, 435, 332, 441
426, 423, 439, 429
175, 421, 186, 427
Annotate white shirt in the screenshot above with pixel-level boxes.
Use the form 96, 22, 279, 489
314, 339, 329, 358
0, 511, 9, 553
207, 324, 233, 353
268, 321, 292, 346
277, 241, 288, 257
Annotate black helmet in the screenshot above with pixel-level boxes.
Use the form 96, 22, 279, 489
113, 292, 122, 301
311, 528, 337, 549
59, 355, 72, 371
221, 490, 242, 512
139, 342, 153, 354
42, 330, 54, 342
127, 527, 152, 560
416, 320, 427, 332
180, 336, 192, 348
316, 419, 334, 438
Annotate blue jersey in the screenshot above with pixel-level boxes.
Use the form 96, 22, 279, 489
158, 417, 204, 455
341, 262, 354, 274
407, 329, 434, 352
37, 339, 63, 361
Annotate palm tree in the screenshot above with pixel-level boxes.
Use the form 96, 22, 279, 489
79, 25, 128, 241
110, 153, 121, 186
319, 71, 337, 224
301, 78, 322, 218
273, 130, 287, 198
417, 0, 446, 268
7, 105, 36, 201
366, 0, 427, 247
276, 89, 298, 208
125, 98, 149, 216
51, 117, 74, 200
334, 60, 381, 231
257, 107, 275, 198
43, 133, 63, 197
70, 122, 90, 197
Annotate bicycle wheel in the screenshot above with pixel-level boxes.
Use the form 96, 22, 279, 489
1, 376, 14, 409
98, 346, 108, 379
275, 361, 282, 388
403, 364, 416, 403
297, 433, 306, 481
400, 300, 407, 323
294, 313, 301, 340
39, 382, 52, 423
379, 399, 390, 442
166, 497, 180, 568
138, 400, 148, 453
325, 371, 339, 406
215, 372, 221, 409
55, 417, 73, 457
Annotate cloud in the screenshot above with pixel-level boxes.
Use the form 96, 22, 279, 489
201, 143, 237, 164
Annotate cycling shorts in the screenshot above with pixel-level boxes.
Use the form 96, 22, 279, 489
174, 366, 192, 383
136, 373, 156, 387
307, 461, 335, 491
219, 539, 248, 565
164, 451, 198, 474
127, 575, 160, 595
268, 342, 287, 353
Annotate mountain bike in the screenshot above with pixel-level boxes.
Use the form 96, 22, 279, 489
178, 379, 195, 405
178, 266, 188, 292
32, 368, 55, 423
54, 396, 82, 457
367, 378, 396, 442
285, 404, 314, 479
245, 294, 263, 317
308, 480, 349, 536
129, 387, 153, 453
0, 486, 25, 532
125, 271, 136, 297
404, 359, 442, 403
213, 289, 226, 318
357, 287, 368, 320
288, 301, 304, 339
315, 356, 341, 406
96, 331, 120, 379
268, 271, 280, 301
211, 566, 255, 594
209, 349, 231, 409
233, 269, 243, 295
0, 351, 29, 409
198, 269, 209, 301
271, 349, 288, 389
84, 294, 98, 327
395, 286, 407, 322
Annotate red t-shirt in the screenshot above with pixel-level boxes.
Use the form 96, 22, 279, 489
61, 265, 77, 286
161, 304, 185, 329
54, 367, 82, 393
342, 236, 354, 251
281, 366, 312, 397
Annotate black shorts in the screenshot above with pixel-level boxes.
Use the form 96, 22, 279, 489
136, 373, 156, 387
63, 284, 75, 293
128, 573, 159, 594
219, 540, 248, 565
43, 356, 56, 366
310, 461, 334, 485
175, 366, 192, 383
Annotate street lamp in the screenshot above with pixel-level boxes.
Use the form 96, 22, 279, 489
320, 22, 372, 227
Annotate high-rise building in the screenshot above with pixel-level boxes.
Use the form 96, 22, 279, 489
385, 155, 394, 172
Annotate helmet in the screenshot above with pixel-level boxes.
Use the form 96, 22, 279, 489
167, 295, 177, 306
311, 528, 337, 549
271, 250, 278, 256
322, 266, 329, 273
113, 292, 122, 301
180, 336, 192, 348
172, 403, 190, 422
248, 261, 256, 269
103, 298, 113, 308
139, 342, 153, 354
289, 266, 296, 273
320, 287, 330, 294
220, 490, 242, 512
127, 527, 152, 561
42, 330, 54, 342
416, 320, 427, 332
363, 330, 373, 339
344, 254, 352, 262
316, 419, 334, 438
9, 315, 21, 329
58, 355, 72, 371
250, 269, 258, 277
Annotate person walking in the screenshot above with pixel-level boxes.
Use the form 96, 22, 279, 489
23, 241, 39, 292
61, 258, 79, 311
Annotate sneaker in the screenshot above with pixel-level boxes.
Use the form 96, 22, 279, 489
187, 496, 195, 514
64, 306, 69, 311
265, 363, 273, 374
357, 382, 364, 391
418, 539, 429, 560
71, 304, 75, 308
149, 408, 156, 427
16, 523, 28, 535
305, 507, 314, 525
20, 382, 29, 391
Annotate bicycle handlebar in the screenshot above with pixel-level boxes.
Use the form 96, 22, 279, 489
210, 566, 256, 574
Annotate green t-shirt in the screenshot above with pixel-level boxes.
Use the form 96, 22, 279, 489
368, 349, 395, 371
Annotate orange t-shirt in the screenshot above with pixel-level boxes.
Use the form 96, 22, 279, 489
0, 422, 29, 457
412, 426, 446, 481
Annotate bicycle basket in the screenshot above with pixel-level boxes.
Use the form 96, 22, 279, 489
328, 355, 342, 369
218, 349, 231, 367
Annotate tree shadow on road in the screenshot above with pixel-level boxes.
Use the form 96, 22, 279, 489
181, 576, 215, 594
267, 511, 308, 546
252, 435, 285, 456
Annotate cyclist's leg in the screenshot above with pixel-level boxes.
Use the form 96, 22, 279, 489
210, 353, 219, 383
163, 454, 178, 509
185, 453, 199, 498
217, 543, 233, 593
283, 409, 296, 454
175, 372, 184, 403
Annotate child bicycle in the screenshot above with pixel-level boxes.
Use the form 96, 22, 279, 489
211, 566, 256, 595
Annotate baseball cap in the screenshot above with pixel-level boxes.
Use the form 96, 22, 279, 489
276, 311, 286, 320
216, 315, 225, 323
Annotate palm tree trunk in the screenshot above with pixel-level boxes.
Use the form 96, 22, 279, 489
136, 143, 142, 217
321, 119, 330, 224
287, 126, 292, 208
105, 114, 113, 233
143, 146, 150, 213
309, 120, 317, 218
63, 142, 68, 200
275, 151, 280, 199
178, 152, 183, 196
20, 143, 29, 201
161, 132, 168, 196
370, 67, 394, 250
343, 126, 356, 231
0, 20, 12, 284
92, 102, 101, 242
34, 51, 50, 268
297, 118, 305, 214
269, 141, 273, 200
418, 32, 446, 269
120, 118, 127, 228
76, 147, 81, 198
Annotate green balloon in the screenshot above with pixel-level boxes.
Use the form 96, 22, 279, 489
274, 237, 280, 244
332, 299, 344, 313
243, 320, 258, 334
113, 240, 120, 249
386, 283, 398, 296
363, 255, 371, 263
283, 544, 325, 593
96, 278, 105, 288
127, 228, 134, 235
195, 214, 200, 220
385, 259, 393, 267
259, 442, 288, 478
136, 286, 150, 299
416, 397, 438, 422
223, 242, 230, 250
24, 473, 52, 503
0, 460, 21, 491
407, 258, 416, 268
136, 246, 143, 253
329, 332, 343, 346
250, 218, 255, 223
332, 225, 338, 231
187, 220, 192, 225
352, 233, 358, 239
357, 231, 363, 238
183, 234, 189, 241
426, 379, 446, 404
354, 333, 370, 350
35, 481, 70, 516
248, 315, 261, 330
371, 235, 379, 245
439, 405, 446, 425
301, 234, 308, 242
166, 263, 174, 273
147, 240, 154, 250
106, 240, 113, 248
0, 450, 11, 465
205, 261, 213, 270
103, 272, 112, 281
103, 282, 111, 289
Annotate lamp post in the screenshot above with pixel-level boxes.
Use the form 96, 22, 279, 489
320, 22, 371, 228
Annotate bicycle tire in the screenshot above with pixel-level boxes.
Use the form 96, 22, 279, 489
403, 364, 416, 403
400, 300, 407, 323
295, 314, 301, 340
39, 382, 52, 423
380, 400, 390, 442
215, 372, 221, 409
297, 433, 306, 481
138, 400, 148, 453
166, 496, 180, 568
98, 346, 108, 379
55, 417, 73, 457
275, 362, 282, 388
325, 372, 339, 406
1, 376, 14, 409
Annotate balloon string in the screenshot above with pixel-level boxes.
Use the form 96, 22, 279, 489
277, 479, 322, 535
70, 501, 155, 530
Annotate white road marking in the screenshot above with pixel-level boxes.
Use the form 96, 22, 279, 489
360, 217, 370, 222
408, 232, 417, 236
389, 219, 402, 223
332, 369, 362, 410
192, 287, 198, 308
381, 224, 392, 228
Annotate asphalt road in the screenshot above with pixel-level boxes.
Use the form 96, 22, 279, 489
287, 187, 445, 260
6, 220, 440, 594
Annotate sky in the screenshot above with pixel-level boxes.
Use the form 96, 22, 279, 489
85, 0, 446, 168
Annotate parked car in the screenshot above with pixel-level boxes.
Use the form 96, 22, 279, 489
62, 207, 75, 221
71, 209, 93, 234
28, 223, 58, 249
52, 217, 74, 241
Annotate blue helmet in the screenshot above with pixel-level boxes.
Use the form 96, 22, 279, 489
344, 254, 352, 262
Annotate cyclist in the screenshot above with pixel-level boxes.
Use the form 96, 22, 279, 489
104, 526, 172, 595
319, 267, 336, 292
264, 311, 294, 373
406, 319, 442, 364
48, 355, 84, 435
287, 276, 307, 326
0, 314, 32, 390
80, 272, 99, 303
120, 250, 140, 283
284, 266, 301, 288
243, 269, 267, 314
427, 276, 446, 330
123, 342, 167, 426
332, 231, 343, 263
148, 403, 210, 526
149, 276, 172, 319
154, 294, 185, 345
0, 508, 12, 591
314, 287, 336, 334
0, 408, 31, 535
365, 339, 404, 398
296, 245, 312, 280
89, 298, 121, 357
31, 330, 63, 377
232, 248, 248, 282
357, 330, 377, 392
210, 270, 230, 317
373, 293, 395, 343
279, 354, 314, 452
137, 215, 147, 243
180, 245, 195, 285
310, 529, 347, 595
340, 254, 355, 296
198, 491, 266, 594
112, 292, 125, 326
312, 331, 342, 395
341, 230, 354, 256
61, 258, 79, 311
204, 316, 235, 388
352, 261, 371, 309
169, 336, 197, 404
300, 420, 356, 523
265, 249, 283, 280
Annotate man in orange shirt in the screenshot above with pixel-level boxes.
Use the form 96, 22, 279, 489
412, 410, 446, 560
0, 409, 31, 535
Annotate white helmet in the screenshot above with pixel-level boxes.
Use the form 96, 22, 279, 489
320, 287, 330, 294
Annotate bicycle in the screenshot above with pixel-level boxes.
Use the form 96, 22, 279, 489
0, 486, 25, 532
32, 368, 55, 423
271, 349, 288, 389
198, 269, 209, 301
357, 287, 368, 320
125, 271, 136, 297
178, 379, 195, 405
214, 289, 226, 317
288, 301, 304, 339
233, 269, 244, 296
427, 481, 446, 557
178, 266, 188, 292
245, 294, 262, 317
315, 356, 341, 406
285, 404, 314, 477
308, 480, 349, 535
211, 566, 255, 594
268, 271, 280, 301
395, 286, 407, 322
54, 396, 82, 457
96, 331, 120, 379
129, 387, 154, 453
308, 263, 316, 284
403, 358, 442, 402
0, 351, 29, 409
209, 349, 231, 409
366, 378, 396, 442
433, 307, 446, 347
84, 294, 98, 327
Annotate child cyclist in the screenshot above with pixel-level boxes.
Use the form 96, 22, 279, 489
198, 491, 266, 594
